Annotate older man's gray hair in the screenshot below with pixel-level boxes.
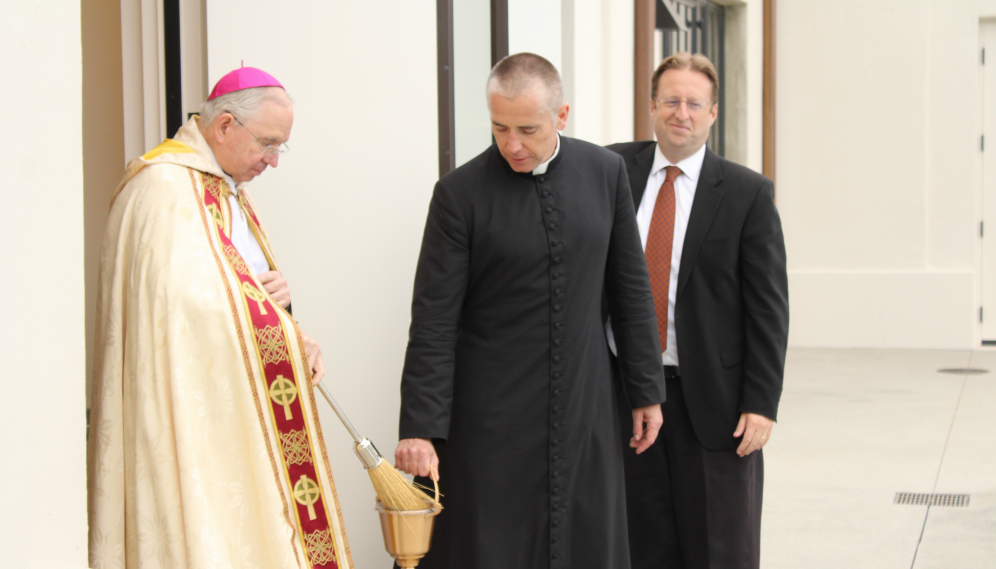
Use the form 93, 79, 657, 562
199, 86, 293, 125
486, 52, 564, 119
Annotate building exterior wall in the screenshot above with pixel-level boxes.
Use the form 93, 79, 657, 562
1, 0, 88, 565
19, 0, 994, 564
510, 0, 563, 72
562, 0, 636, 145
719, 0, 765, 173
778, 0, 996, 348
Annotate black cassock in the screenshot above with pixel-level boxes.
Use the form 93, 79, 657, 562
400, 136, 666, 569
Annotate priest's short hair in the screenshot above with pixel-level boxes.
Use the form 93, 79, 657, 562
487, 52, 564, 118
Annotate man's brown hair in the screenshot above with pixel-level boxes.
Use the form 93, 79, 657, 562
650, 52, 719, 104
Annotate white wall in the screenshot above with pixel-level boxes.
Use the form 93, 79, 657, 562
562, 0, 635, 145
778, 0, 996, 348
509, 0, 562, 71
0, 0, 87, 566
206, 2, 439, 567
744, 0, 764, 173
454, 0, 493, 167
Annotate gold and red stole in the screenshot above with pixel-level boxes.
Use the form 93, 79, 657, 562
191, 169, 351, 569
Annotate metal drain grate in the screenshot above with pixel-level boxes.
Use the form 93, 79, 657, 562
937, 368, 989, 375
894, 493, 970, 507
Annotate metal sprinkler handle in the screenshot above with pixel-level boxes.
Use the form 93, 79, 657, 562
317, 383, 362, 441
316, 383, 384, 470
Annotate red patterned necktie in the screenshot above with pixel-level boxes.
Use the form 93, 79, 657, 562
645, 166, 682, 352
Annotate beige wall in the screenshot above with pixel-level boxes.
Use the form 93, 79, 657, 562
0, 0, 87, 566
180, 0, 208, 120
121, 0, 163, 158
206, 2, 439, 566
778, 0, 996, 348
120, 0, 205, 159
716, 0, 765, 173
83, 0, 125, 410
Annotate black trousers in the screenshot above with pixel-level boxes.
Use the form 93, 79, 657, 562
621, 376, 763, 569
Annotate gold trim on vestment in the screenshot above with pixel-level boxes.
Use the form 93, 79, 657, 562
198, 171, 344, 568
142, 139, 196, 161
227, 204, 326, 566
295, 324, 355, 568
188, 169, 304, 564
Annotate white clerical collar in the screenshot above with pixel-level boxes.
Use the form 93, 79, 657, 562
651, 142, 706, 184
532, 132, 562, 176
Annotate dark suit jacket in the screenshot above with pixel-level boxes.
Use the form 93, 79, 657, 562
606, 141, 789, 451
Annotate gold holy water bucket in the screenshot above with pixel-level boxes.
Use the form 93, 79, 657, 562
375, 498, 442, 568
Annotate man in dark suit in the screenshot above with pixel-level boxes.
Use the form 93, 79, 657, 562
606, 52, 789, 569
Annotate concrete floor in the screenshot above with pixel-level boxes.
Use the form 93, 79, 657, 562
762, 349, 996, 569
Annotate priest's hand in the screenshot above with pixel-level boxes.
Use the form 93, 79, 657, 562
395, 438, 438, 478
734, 412, 773, 457
630, 403, 663, 455
300, 329, 325, 386
259, 270, 291, 309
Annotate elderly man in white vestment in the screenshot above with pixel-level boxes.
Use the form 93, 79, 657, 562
87, 67, 352, 569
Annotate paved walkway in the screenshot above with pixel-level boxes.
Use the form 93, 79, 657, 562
763, 349, 996, 568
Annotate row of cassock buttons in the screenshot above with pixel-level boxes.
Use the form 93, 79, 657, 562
540, 175, 566, 562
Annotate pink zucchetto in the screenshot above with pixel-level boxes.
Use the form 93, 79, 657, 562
207, 66, 284, 100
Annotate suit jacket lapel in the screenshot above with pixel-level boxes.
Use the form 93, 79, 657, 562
677, 148, 724, 298
627, 142, 657, 207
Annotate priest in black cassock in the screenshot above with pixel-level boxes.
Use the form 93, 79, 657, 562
394, 53, 667, 569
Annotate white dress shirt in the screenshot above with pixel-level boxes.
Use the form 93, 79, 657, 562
209, 154, 271, 276
607, 142, 707, 365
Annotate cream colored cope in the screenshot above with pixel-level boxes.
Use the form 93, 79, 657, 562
87, 118, 352, 569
